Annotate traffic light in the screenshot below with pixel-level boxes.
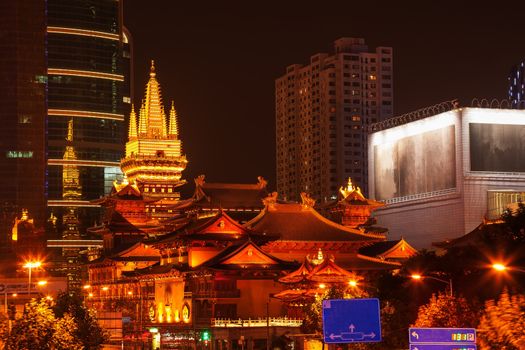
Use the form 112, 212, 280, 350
201, 330, 210, 341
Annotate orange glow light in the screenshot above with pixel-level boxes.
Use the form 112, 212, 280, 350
492, 263, 507, 272
411, 274, 422, 280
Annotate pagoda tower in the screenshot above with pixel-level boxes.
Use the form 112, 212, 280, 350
61, 119, 82, 291
120, 61, 188, 212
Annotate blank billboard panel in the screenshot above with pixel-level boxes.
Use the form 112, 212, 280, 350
470, 123, 525, 172
374, 125, 456, 200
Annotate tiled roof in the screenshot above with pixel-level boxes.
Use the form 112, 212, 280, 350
245, 203, 385, 242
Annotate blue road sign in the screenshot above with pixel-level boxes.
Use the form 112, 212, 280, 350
410, 345, 477, 350
322, 298, 381, 344
409, 328, 476, 344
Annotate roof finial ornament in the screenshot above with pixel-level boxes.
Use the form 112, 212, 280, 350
150, 59, 156, 77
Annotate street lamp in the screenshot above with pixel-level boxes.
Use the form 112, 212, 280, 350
410, 274, 453, 296
492, 263, 525, 273
23, 261, 42, 298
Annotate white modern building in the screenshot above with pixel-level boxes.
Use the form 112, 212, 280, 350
369, 104, 525, 248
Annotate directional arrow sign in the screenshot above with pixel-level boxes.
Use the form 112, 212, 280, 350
322, 298, 381, 344
410, 345, 477, 350
409, 328, 476, 344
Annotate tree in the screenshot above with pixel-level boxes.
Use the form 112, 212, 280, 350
301, 284, 368, 335
413, 292, 480, 328
478, 290, 525, 349
53, 291, 109, 349
52, 312, 83, 350
5, 299, 56, 350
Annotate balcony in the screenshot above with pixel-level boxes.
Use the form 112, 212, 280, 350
211, 317, 302, 328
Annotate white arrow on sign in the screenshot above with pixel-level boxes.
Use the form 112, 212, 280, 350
411, 331, 419, 340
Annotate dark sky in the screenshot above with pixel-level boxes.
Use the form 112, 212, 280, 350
123, 1, 525, 193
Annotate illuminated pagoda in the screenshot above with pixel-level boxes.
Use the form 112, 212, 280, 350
316, 178, 417, 261
61, 119, 83, 290
316, 177, 385, 228
120, 61, 188, 217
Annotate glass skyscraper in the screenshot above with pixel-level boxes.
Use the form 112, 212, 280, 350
0, 0, 131, 244
46, 0, 131, 230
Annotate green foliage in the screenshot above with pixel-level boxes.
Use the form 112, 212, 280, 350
54, 291, 109, 350
300, 284, 368, 335
478, 290, 525, 349
5, 299, 57, 350
52, 313, 83, 350
413, 292, 480, 328
0, 312, 9, 344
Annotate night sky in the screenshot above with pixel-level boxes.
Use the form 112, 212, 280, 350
124, 1, 525, 193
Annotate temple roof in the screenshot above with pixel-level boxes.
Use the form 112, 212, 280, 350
122, 262, 187, 278
359, 238, 418, 260
191, 175, 268, 210
91, 179, 158, 206
278, 260, 312, 284
307, 258, 358, 283
89, 241, 161, 265
151, 210, 271, 247
195, 240, 298, 271
245, 201, 385, 242
432, 221, 507, 249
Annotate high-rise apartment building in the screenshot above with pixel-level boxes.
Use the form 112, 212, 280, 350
275, 38, 393, 202
509, 61, 525, 108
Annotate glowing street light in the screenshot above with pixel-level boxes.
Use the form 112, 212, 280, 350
348, 280, 358, 287
23, 261, 42, 297
410, 273, 453, 296
83, 284, 91, 289
37, 280, 47, 286
492, 263, 525, 273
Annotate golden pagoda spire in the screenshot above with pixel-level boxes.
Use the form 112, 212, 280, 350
128, 104, 137, 139
63, 119, 81, 200
67, 119, 74, 142
168, 101, 179, 137
143, 59, 167, 138
64, 119, 77, 161
138, 100, 147, 135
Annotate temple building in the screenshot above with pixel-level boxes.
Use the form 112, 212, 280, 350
317, 178, 385, 228
85, 185, 413, 348
120, 61, 188, 219
170, 175, 270, 222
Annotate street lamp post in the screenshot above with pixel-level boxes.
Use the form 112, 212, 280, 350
23, 261, 41, 299
411, 274, 453, 296
492, 263, 525, 273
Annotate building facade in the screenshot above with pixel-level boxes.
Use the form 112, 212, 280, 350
0, 0, 47, 248
0, 0, 132, 243
369, 104, 525, 248
275, 37, 393, 202
46, 0, 131, 230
